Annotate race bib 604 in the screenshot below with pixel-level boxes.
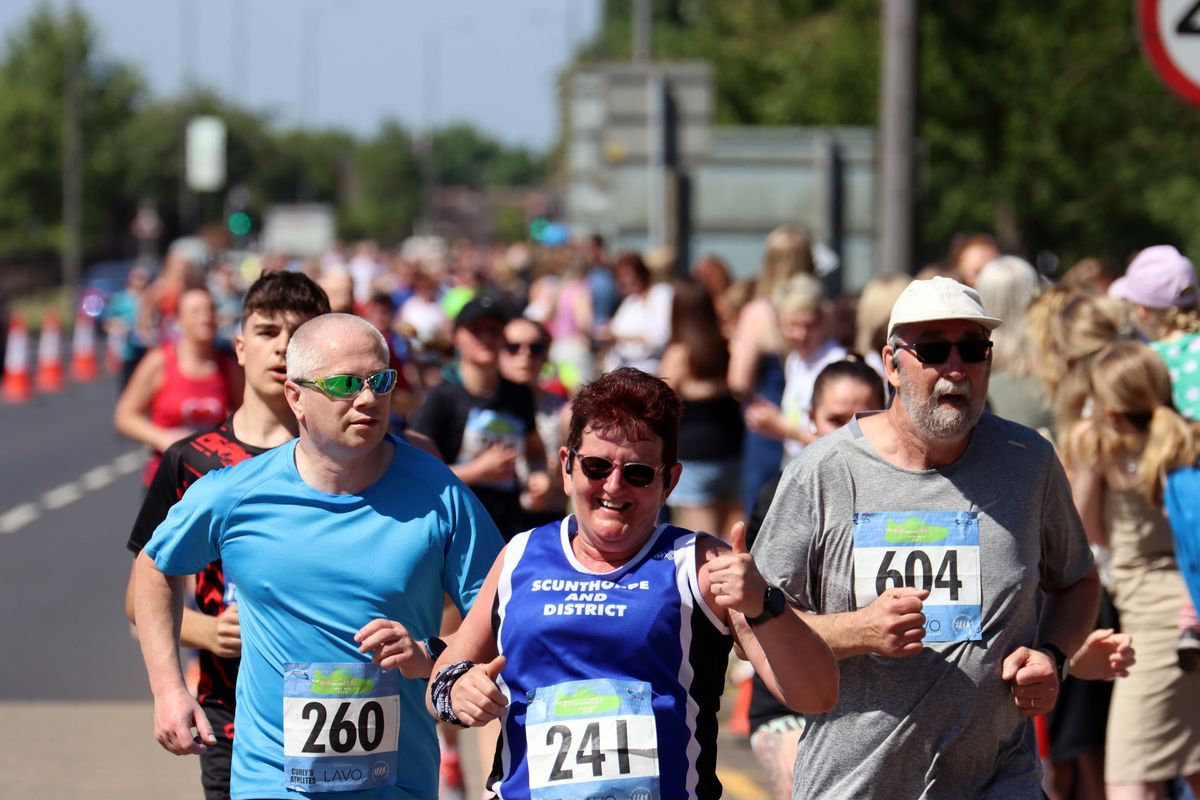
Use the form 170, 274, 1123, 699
852, 511, 982, 642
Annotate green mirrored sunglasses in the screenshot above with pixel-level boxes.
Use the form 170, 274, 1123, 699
293, 369, 398, 399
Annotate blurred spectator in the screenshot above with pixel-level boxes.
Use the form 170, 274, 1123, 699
691, 253, 732, 305
362, 291, 418, 428
1062, 257, 1119, 294
1048, 292, 1134, 446
976, 256, 1052, 433
719, 279, 756, 342
660, 277, 744, 540
1109, 245, 1200, 421
1063, 341, 1200, 797
410, 294, 550, 541
643, 244, 677, 284
603, 252, 674, 374
542, 255, 595, 392
1025, 285, 1081, 422
744, 273, 846, 464
854, 273, 911, 382
319, 269, 355, 314
399, 268, 449, 351
114, 287, 242, 486
728, 224, 815, 516
948, 232, 1001, 287
107, 264, 154, 389
583, 234, 618, 336
348, 241, 383, 306
207, 261, 244, 348
139, 247, 204, 345
498, 316, 568, 528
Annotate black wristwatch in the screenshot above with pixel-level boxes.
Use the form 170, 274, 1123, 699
746, 586, 787, 627
424, 636, 448, 661
1038, 642, 1070, 682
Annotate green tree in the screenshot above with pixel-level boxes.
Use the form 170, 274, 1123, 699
431, 124, 547, 188
341, 120, 422, 242
586, 0, 1200, 267
0, 3, 144, 260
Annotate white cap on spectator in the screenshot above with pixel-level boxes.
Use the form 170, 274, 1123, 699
887, 276, 1003, 339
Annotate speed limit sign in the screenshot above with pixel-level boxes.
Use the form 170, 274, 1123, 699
1140, 0, 1200, 105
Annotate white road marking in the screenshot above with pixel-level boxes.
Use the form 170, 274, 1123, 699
79, 465, 115, 491
42, 482, 84, 510
0, 450, 142, 534
0, 503, 40, 535
113, 450, 145, 474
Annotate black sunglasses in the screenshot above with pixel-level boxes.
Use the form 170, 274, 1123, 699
569, 449, 666, 488
895, 339, 992, 365
505, 341, 548, 357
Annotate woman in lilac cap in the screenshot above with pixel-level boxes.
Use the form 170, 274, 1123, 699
1109, 245, 1200, 420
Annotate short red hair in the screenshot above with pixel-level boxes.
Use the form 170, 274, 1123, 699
567, 368, 682, 466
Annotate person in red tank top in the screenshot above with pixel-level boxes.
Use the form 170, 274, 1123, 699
114, 288, 243, 484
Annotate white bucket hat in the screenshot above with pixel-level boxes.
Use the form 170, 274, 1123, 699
887, 276, 1003, 340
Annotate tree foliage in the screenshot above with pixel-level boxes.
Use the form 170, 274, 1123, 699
0, 4, 143, 257
0, 5, 547, 263
589, 0, 1200, 267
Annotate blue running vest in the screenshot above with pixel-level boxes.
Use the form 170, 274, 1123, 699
490, 517, 732, 800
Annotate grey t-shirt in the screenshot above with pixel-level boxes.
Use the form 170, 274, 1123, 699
753, 411, 1093, 800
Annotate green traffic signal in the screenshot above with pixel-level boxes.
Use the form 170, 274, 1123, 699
227, 211, 252, 237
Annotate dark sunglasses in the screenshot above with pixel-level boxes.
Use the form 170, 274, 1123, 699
505, 341, 548, 357
895, 339, 992, 365
293, 369, 398, 399
569, 449, 666, 488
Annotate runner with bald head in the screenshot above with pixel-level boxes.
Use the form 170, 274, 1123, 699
134, 312, 503, 800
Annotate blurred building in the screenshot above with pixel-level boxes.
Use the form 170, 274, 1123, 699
564, 62, 878, 291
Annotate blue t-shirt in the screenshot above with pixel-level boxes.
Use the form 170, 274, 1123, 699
146, 436, 504, 800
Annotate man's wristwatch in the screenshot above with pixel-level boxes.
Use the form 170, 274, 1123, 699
746, 585, 787, 627
1038, 642, 1070, 682
424, 636, 448, 661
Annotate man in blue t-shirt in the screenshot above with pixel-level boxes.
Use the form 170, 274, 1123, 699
134, 313, 504, 800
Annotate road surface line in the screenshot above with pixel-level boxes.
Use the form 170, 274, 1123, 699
113, 450, 145, 474
42, 482, 84, 510
80, 464, 116, 490
0, 450, 141, 533
0, 503, 40, 535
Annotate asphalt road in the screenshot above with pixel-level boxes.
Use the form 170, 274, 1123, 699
0, 374, 769, 799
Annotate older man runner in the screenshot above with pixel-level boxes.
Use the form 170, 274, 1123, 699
134, 313, 503, 800
753, 276, 1100, 799
123, 271, 329, 800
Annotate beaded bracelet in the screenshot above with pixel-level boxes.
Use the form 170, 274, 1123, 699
430, 660, 475, 727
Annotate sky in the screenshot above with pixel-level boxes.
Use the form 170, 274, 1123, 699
0, 0, 602, 151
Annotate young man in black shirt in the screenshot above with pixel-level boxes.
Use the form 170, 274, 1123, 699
411, 294, 551, 540
123, 271, 330, 800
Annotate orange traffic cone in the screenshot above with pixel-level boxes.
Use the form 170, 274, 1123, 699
3, 313, 32, 402
36, 310, 65, 393
71, 311, 98, 382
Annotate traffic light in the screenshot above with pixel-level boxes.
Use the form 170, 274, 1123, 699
227, 211, 252, 238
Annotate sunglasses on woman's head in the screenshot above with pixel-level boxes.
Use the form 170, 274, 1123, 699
293, 369, 398, 399
569, 449, 666, 488
894, 339, 992, 365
